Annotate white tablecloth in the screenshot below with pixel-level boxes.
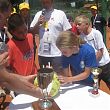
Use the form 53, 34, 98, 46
9, 83, 110, 110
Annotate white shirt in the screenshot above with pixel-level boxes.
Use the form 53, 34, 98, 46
30, 9, 72, 57
80, 28, 110, 66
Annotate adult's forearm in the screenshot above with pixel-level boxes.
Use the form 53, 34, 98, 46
0, 68, 42, 98
2, 80, 42, 98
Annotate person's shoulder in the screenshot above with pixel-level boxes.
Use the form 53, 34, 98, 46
34, 10, 42, 16
80, 43, 89, 48
26, 33, 34, 42
7, 38, 15, 49
97, 14, 105, 19
26, 33, 33, 39
54, 9, 65, 14
92, 28, 102, 34
27, 33, 33, 37
7, 38, 14, 44
81, 43, 95, 53
92, 28, 98, 32
97, 14, 102, 17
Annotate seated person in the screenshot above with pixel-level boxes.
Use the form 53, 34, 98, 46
56, 31, 97, 86
7, 13, 37, 76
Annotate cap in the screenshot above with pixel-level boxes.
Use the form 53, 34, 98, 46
11, 8, 17, 14
19, 2, 30, 10
91, 5, 97, 10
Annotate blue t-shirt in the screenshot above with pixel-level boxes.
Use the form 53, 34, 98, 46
62, 43, 98, 85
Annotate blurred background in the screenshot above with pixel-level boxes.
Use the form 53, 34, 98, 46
10, 0, 110, 20
10, 0, 110, 48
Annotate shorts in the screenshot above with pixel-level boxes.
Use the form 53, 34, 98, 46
38, 56, 63, 74
99, 62, 110, 85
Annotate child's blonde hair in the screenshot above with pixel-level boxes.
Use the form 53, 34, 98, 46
56, 31, 85, 49
74, 15, 90, 25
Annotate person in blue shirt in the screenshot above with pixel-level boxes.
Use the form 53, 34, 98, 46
56, 31, 98, 86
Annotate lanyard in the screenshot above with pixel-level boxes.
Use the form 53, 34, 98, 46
93, 14, 97, 26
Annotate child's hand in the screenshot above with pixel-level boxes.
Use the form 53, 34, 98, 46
0, 52, 9, 67
58, 75, 72, 85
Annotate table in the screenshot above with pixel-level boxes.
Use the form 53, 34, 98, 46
9, 83, 110, 110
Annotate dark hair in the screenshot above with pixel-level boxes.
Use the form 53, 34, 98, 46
8, 13, 25, 32
0, 0, 11, 12
67, 15, 73, 22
